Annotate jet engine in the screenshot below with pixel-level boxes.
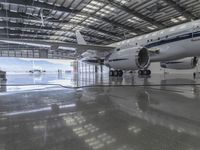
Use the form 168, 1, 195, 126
160, 57, 198, 70
104, 47, 150, 70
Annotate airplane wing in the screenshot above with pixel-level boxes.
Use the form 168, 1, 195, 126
0, 38, 116, 52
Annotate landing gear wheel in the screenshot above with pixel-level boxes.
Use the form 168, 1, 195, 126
143, 70, 148, 75
109, 70, 114, 76
138, 70, 143, 75
147, 70, 151, 75
118, 70, 123, 77
138, 70, 151, 75
114, 70, 119, 77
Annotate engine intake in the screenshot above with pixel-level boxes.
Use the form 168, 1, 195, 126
104, 47, 150, 70
137, 47, 150, 69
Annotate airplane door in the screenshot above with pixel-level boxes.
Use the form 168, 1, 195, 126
192, 23, 200, 40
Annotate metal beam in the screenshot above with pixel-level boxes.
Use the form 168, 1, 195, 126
0, 9, 121, 40
0, 21, 112, 43
0, 0, 143, 34
0, 29, 102, 44
0, 29, 54, 36
162, 0, 198, 20
107, 0, 166, 28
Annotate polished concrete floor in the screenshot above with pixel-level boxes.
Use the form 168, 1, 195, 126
0, 73, 200, 150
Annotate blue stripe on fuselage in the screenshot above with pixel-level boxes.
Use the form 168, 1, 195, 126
145, 31, 200, 48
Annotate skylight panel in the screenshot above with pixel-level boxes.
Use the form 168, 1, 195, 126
62, 25, 73, 30
76, 14, 87, 18
90, 1, 104, 7
96, 12, 106, 16
127, 19, 136, 23
88, 17, 98, 21
127, 16, 142, 23
82, 8, 95, 13
100, 8, 110, 14
130, 32, 137, 36
171, 18, 179, 23
70, 18, 82, 23
147, 25, 158, 30
115, 0, 128, 5
86, 4, 99, 10
132, 16, 142, 21
105, 5, 115, 11
171, 16, 187, 23
177, 16, 187, 21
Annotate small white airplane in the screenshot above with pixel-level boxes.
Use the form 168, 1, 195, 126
1, 19, 200, 76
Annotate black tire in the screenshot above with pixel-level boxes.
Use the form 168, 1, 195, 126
109, 70, 114, 76
114, 70, 119, 76
118, 70, 123, 77
143, 70, 148, 75
147, 70, 151, 75
138, 70, 143, 75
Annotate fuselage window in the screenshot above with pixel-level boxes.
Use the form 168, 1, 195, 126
158, 37, 160, 40
136, 43, 138, 45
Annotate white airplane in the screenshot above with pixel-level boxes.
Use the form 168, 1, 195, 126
78, 20, 200, 76
1, 19, 200, 76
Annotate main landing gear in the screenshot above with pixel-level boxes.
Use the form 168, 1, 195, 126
138, 70, 151, 76
109, 70, 123, 77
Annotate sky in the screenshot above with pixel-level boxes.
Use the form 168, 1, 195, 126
0, 57, 74, 72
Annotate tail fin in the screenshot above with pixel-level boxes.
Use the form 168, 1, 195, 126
75, 30, 87, 45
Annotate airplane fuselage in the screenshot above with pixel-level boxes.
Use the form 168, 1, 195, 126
109, 20, 200, 62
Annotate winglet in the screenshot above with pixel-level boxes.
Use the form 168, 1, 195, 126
75, 30, 87, 45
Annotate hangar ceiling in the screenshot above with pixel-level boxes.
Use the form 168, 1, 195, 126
0, 0, 199, 59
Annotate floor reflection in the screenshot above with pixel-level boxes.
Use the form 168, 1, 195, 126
0, 84, 200, 150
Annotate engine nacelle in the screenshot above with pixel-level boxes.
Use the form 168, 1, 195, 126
81, 57, 104, 66
160, 57, 198, 70
104, 47, 150, 70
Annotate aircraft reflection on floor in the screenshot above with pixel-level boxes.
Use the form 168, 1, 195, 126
0, 80, 6, 92
0, 80, 200, 150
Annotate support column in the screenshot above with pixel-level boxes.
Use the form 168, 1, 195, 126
100, 65, 103, 73
95, 66, 98, 73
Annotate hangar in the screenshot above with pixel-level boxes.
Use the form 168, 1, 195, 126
0, 0, 200, 150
